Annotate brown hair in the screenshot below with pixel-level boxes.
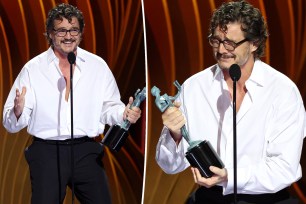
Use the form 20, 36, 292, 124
45, 3, 85, 46
209, 0, 269, 58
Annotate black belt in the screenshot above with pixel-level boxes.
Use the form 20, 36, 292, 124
194, 186, 290, 204
33, 136, 94, 145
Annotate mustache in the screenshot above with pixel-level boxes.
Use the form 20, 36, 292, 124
215, 52, 235, 59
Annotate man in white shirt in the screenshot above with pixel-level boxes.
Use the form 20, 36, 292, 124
2, 3, 141, 204
155, 1, 305, 203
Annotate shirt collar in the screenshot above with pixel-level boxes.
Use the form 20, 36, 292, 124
212, 64, 222, 81
212, 60, 265, 87
75, 47, 86, 64
47, 47, 57, 64
46, 47, 86, 71
247, 60, 265, 87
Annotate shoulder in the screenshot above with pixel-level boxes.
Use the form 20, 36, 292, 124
255, 61, 302, 103
183, 64, 217, 89
77, 47, 114, 76
20, 50, 50, 75
256, 61, 297, 90
24, 50, 48, 66
77, 47, 108, 67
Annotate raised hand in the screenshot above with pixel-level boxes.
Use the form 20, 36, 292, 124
14, 87, 27, 119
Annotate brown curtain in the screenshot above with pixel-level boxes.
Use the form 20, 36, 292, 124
0, 0, 145, 204
144, 0, 306, 204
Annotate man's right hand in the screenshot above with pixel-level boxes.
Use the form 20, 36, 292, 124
14, 87, 26, 119
161, 102, 185, 144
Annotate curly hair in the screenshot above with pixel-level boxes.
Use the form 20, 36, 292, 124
45, 3, 85, 46
209, 0, 269, 59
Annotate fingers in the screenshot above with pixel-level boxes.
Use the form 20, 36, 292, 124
16, 88, 20, 97
125, 107, 141, 123
173, 101, 181, 108
191, 167, 215, 188
21, 86, 27, 97
191, 166, 228, 188
162, 105, 185, 136
15, 87, 27, 98
14, 86, 27, 119
127, 96, 133, 108
14, 89, 20, 107
210, 166, 228, 182
124, 96, 142, 123
191, 167, 198, 183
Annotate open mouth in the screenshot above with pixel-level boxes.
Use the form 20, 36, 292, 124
62, 40, 75, 45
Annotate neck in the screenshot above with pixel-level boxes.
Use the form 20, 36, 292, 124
223, 59, 255, 89
53, 49, 75, 69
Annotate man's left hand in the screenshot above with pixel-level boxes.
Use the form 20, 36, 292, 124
191, 166, 228, 188
123, 97, 142, 124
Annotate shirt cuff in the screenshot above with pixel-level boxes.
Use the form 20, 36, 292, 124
161, 127, 184, 154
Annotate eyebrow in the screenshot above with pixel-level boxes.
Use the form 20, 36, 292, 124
212, 35, 244, 43
54, 27, 80, 30
212, 35, 232, 41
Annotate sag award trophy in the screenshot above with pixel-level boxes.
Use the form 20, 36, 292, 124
102, 87, 146, 152
151, 81, 224, 178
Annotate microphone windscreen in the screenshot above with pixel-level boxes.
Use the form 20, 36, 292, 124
67, 52, 76, 64
229, 64, 241, 81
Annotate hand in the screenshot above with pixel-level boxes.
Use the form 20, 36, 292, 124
162, 102, 185, 142
123, 97, 141, 124
14, 87, 27, 119
191, 166, 228, 188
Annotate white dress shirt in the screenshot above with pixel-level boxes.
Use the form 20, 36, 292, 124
3, 47, 125, 140
156, 60, 305, 195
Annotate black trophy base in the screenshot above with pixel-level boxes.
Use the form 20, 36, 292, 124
185, 140, 224, 178
102, 125, 129, 152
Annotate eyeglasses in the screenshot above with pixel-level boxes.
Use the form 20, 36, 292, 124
53, 28, 80, 37
208, 36, 248, 51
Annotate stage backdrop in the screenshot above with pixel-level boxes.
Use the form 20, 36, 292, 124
0, 0, 146, 204
144, 0, 306, 203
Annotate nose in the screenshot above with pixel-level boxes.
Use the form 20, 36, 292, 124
217, 42, 228, 53
65, 31, 72, 37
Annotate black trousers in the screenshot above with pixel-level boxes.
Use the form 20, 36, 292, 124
188, 186, 299, 204
24, 137, 111, 204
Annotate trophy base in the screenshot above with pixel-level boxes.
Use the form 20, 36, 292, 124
185, 140, 224, 178
102, 125, 129, 152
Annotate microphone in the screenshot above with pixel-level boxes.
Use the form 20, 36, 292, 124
229, 64, 241, 81
67, 52, 76, 64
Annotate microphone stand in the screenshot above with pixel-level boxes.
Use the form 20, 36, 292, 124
229, 64, 241, 204
233, 78, 237, 204
68, 52, 76, 204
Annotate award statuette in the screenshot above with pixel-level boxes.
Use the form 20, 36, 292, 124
102, 87, 146, 152
151, 81, 224, 178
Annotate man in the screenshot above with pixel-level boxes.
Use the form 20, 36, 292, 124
2, 3, 141, 204
155, 1, 304, 203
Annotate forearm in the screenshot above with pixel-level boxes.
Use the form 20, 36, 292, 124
224, 158, 302, 195
156, 126, 189, 174
101, 103, 125, 126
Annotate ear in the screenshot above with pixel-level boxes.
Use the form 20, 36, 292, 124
250, 40, 259, 53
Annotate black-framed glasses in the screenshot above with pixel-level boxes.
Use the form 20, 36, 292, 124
53, 28, 80, 37
208, 36, 248, 51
